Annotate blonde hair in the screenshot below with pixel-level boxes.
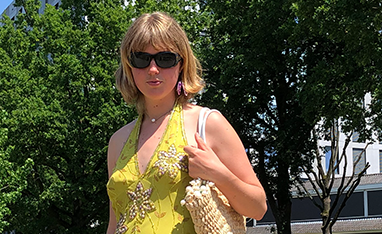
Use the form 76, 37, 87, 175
115, 12, 204, 114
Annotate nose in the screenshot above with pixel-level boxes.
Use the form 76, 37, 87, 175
148, 59, 159, 75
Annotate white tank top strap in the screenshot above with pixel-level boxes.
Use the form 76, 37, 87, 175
197, 107, 221, 144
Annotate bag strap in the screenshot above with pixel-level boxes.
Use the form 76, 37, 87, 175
198, 107, 220, 143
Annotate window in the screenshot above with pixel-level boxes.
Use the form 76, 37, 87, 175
380, 150, 382, 173
352, 131, 364, 143
325, 146, 339, 174
353, 148, 366, 175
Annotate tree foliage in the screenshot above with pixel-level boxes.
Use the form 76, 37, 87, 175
0, 110, 34, 233
2, 0, 380, 233
198, 0, 317, 233
0, 0, 210, 232
292, 1, 381, 233
0, 0, 133, 232
199, 0, 381, 233
294, 0, 382, 136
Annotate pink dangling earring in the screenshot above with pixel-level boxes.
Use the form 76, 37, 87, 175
177, 81, 182, 95
177, 81, 188, 96
182, 82, 188, 96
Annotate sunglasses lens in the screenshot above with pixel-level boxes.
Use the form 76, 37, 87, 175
130, 52, 181, 68
156, 52, 177, 68
131, 53, 151, 68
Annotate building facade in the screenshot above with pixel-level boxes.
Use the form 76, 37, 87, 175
316, 93, 382, 177
254, 93, 382, 233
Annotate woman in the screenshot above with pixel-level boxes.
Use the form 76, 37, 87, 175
106, 12, 267, 234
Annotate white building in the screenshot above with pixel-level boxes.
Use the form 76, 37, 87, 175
317, 93, 382, 177
254, 93, 382, 233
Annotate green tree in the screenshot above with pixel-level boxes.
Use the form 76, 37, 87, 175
294, 0, 382, 136
0, 0, 134, 232
198, 1, 316, 233
297, 121, 371, 234
0, 109, 34, 233
199, 0, 382, 233
0, 0, 210, 232
293, 0, 382, 233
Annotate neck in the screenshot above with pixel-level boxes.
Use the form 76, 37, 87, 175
144, 99, 176, 123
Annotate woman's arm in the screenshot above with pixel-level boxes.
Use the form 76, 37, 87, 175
106, 133, 119, 233
106, 201, 117, 234
184, 111, 267, 220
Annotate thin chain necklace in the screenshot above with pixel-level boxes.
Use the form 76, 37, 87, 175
145, 108, 173, 123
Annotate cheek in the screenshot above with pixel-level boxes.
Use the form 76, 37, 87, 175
132, 69, 144, 82
132, 69, 140, 78
131, 70, 145, 91
166, 70, 180, 89
168, 67, 181, 82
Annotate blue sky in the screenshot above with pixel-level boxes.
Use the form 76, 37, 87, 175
0, 0, 15, 14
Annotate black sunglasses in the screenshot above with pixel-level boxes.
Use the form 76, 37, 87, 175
130, 51, 182, 69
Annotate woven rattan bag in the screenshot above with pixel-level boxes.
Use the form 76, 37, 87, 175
181, 108, 246, 234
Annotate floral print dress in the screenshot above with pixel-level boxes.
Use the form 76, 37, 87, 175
106, 103, 196, 234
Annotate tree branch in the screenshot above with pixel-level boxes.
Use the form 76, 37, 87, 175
299, 167, 323, 210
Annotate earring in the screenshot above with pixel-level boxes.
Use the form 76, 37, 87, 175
182, 82, 188, 96
177, 81, 182, 96
177, 81, 188, 96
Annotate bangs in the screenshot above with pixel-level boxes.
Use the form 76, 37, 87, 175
129, 23, 179, 53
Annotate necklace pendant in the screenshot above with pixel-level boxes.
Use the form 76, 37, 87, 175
151, 118, 156, 123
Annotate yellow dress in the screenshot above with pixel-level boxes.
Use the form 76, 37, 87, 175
106, 104, 196, 234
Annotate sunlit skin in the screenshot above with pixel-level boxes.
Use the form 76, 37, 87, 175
132, 45, 180, 108
106, 44, 267, 233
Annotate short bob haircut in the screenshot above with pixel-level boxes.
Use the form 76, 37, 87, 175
115, 12, 205, 114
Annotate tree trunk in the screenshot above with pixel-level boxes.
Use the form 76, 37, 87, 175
275, 202, 292, 234
321, 196, 332, 234
275, 164, 292, 234
256, 147, 292, 234
321, 224, 332, 234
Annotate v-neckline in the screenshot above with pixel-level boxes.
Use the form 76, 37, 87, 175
134, 105, 178, 176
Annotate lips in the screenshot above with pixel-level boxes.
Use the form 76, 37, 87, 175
147, 80, 162, 86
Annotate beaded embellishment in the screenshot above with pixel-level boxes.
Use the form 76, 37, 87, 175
153, 144, 188, 178
115, 213, 128, 234
127, 182, 155, 220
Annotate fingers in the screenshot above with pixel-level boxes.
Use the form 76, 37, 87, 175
184, 133, 208, 156
184, 134, 216, 180
183, 144, 196, 156
194, 133, 208, 151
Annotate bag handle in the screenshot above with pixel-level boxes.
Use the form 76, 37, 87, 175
198, 107, 220, 143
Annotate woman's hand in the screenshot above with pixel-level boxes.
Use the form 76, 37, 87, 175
184, 133, 228, 182
183, 110, 267, 220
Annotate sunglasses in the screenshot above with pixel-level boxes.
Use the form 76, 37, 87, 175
130, 51, 182, 69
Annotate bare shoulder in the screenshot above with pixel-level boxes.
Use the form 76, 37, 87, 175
203, 109, 237, 142
182, 103, 202, 115
205, 109, 230, 129
203, 110, 258, 184
107, 119, 137, 176
203, 110, 246, 158
182, 103, 225, 122
182, 104, 232, 146
109, 119, 137, 145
